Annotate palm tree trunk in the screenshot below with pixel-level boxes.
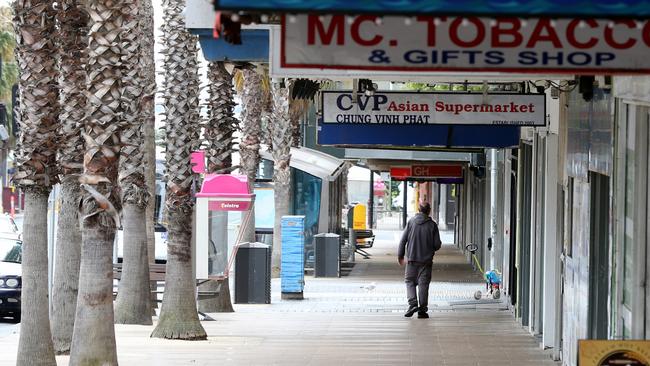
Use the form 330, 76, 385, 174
50, 0, 88, 354
50, 178, 82, 354
13, 0, 59, 363
215, 279, 234, 311
197, 61, 237, 313
145, 126, 157, 315
341, 163, 350, 207
139, 0, 158, 313
113, 0, 152, 325
140, 0, 156, 263
70, 211, 118, 365
151, 207, 206, 339
114, 203, 152, 324
270, 80, 293, 274
151, 0, 205, 340
238, 68, 263, 243
17, 188, 56, 366
68, 0, 124, 363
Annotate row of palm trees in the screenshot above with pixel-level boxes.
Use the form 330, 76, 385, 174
12, 0, 299, 365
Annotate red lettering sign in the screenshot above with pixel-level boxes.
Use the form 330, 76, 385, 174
390, 167, 411, 180
351, 15, 383, 46
208, 200, 251, 211
307, 15, 344, 45
491, 18, 523, 48
566, 19, 598, 49
450, 17, 485, 48
283, 15, 650, 74
391, 165, 463, 179
604, 20, 637, 49
411, 165, 463, 178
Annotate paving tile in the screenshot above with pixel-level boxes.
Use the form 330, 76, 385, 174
0, 231, 558, 366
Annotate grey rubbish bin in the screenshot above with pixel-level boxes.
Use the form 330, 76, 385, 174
234, 242, 271, 304
314, 233, 340, 278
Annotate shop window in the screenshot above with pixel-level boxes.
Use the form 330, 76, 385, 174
254, 182, 275, 232
292, 168, 322, 265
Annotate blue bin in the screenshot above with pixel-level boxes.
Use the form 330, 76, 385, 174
281, 215, 305, 299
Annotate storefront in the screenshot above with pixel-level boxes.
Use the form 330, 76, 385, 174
256, 145, 346, 266
612, 77, 650, 341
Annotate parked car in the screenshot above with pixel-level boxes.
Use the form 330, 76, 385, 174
0, 214, 22, 240
0, 236, 21, 322
115, 223, 168, 263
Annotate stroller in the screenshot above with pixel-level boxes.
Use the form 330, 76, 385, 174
465, 243, 502, 300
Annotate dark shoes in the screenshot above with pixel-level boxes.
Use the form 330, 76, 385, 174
405, 305, 429, 318
404, 305, 419, 317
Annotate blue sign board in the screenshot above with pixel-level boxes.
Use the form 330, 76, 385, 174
318, 122, 520, 149
214, 0, 650, 17
318, 90, 529, 149
191, 29, 269, 62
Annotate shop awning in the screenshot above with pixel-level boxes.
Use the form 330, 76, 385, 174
259, 145, 346, 182
213, 0, 650, 17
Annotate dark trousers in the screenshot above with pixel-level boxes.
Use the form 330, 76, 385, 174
405, 261, 432, 312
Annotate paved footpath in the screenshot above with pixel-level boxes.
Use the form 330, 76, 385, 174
0, 230, 559, 365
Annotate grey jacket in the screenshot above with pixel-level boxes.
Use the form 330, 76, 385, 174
398, 213, 442, 263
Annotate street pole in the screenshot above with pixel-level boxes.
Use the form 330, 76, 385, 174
368, 170, 374, 229
47, 184, 58, 313
348, 227, 356, 262
439, 185, 448, 230
402, 181, 408, 229
489, 148, 498, 271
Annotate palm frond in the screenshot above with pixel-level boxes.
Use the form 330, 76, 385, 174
233, 68, 244, 94
232, 64, 271, 99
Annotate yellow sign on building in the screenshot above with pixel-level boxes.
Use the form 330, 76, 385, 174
579, 340, 650, 366
353, 204, 367, 230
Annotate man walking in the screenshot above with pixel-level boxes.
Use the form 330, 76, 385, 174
398, 202, 442, 318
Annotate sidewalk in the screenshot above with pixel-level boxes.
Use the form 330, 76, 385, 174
0, 230, 559, 365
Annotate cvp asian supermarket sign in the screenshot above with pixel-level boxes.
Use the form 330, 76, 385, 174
322, 91, 546, 126
282, 15, 650, 73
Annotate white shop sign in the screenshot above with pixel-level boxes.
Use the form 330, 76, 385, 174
283, 15, 650, 74
322, 91, 546, 126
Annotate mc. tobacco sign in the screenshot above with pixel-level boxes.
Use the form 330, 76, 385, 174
283, 15, 650, 73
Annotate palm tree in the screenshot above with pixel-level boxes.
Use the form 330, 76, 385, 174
261, 81, 274, 152
68, 0, 125, 363
270, 79, 293, 273
0, 7, 18, 214
113, 0, 152, 325
0, 25, 18, 101
13, 0, 58, 364
204, 62, 237, 174
150, 0, 206, 340
198, 61, 238, 313
50, 0, 88, 354
290, 98, 307, 148
237, 66, 264, 243
140, 0, 157, 291
0, 6, 18, 79
341, 162, 351, 208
